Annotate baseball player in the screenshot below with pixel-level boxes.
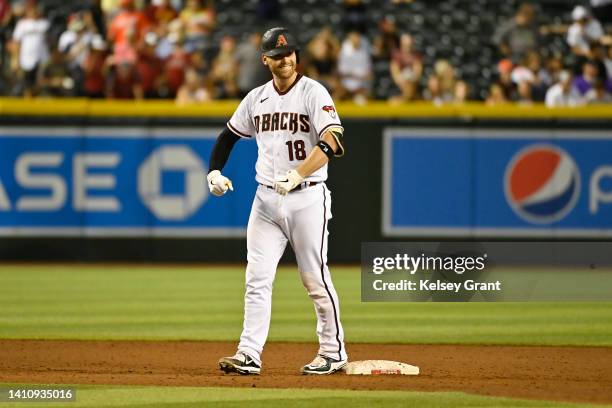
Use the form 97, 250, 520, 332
208, 27, 347, 375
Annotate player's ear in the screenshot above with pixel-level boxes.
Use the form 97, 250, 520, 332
262, 55, 268, 66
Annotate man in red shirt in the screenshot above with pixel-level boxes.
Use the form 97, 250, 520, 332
108, 0, 149, 49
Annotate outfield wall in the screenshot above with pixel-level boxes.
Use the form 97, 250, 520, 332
0, 99, 610, 262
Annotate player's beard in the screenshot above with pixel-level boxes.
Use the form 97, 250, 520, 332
272, 62, 296, 80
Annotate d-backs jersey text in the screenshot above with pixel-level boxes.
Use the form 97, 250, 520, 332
227, 74, 342, 186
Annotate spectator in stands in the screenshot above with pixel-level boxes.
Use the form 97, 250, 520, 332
209, 34, 237, 98
389, 33, 422, 102
144, 0, 178, 27
38, 46, 73, 97
492, 2, 539, 62
303, 27, 340, 94
434, 59, 456, 100
567, 6, 604, 59
372, 16, 400, 60
82, 35, 108, 98
495, 58, 517, 101
545, 54, 564, 83
189, 48, 208, 76
154, 17, 181, 60
179, 0, 215, 53
106, 61, 143, 99
510, 63, 534, 86
137, 32, 164, 98
573, 60, 612, 96
163, 38, 190, 98
453, 80, 470, 104
176, 67, 210, 104
511, 51, 550, 101
11, 4, 49, 97
337, 30, 371, 103
112, 25, 139, 65
235, 32, 270, 97
585, 78, 612, 103
423, 74, 452, 105
108, 0, 149, 51
59, 13, 97, 65
588, 42, 610, 81
526, 51, 553, 100
516, 80, 534, 105
485, 83, 509, 106
545, 70, 583, 107
58, 12, 98, 96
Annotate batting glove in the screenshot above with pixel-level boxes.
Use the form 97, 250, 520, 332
207, 170, 234, 196
274, 169, 304, 196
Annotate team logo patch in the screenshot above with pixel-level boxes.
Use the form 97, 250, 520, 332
504, 144, 580, 224
322, 105, 336, 118
276, 34, 288, 47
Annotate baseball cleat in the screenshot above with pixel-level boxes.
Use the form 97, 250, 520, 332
300, 355, 347, 375
219, 352, 261, 375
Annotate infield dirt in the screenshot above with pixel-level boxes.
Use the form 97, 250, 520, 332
1, 340, 611, 405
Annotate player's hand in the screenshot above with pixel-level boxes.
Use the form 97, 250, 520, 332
274, 169, 304, 196
207, 170, 234, 196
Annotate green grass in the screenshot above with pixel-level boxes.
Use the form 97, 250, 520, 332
0, 385, 606, 408
0, 265, 611, 345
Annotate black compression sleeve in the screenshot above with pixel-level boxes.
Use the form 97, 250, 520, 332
209, 127, 241, 172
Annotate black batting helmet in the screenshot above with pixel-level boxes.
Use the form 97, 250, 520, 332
261, 27, 300, 57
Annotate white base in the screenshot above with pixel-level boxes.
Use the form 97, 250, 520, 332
343, 360, 419, 375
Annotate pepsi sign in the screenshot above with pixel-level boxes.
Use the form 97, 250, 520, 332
504, 144, 581, 224
383, 128, 612, 237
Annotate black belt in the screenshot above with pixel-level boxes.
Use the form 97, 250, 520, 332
260, 181, 319, 192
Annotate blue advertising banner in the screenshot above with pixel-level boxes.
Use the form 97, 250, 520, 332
383, 128, 612, 237
0, 127, 258, 237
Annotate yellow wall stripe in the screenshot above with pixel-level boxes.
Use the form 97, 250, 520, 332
0, 98, 610, 119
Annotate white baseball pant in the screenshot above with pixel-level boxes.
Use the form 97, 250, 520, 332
237, 183, 347, 364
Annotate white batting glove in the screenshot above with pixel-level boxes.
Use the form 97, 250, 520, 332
207, 170, 234, 197
274, 169, 304, 196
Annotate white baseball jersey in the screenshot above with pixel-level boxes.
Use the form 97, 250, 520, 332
227, 74, 342, 186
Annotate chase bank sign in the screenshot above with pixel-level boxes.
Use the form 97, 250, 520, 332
0, 127, 257, 237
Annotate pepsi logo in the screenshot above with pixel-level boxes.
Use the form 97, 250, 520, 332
505, 144, 580, 224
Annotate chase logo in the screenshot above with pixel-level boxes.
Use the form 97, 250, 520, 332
504, 144, 580, 224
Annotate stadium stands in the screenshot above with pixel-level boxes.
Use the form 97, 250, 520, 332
0, 0, 609, 103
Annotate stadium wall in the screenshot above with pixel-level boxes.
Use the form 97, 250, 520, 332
0, 99, 610, 262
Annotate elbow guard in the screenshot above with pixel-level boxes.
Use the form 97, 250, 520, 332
328, 127, 345, 157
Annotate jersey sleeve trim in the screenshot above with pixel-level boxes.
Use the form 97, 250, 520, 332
317, 123, 343, 139
227, 122, 252, 139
